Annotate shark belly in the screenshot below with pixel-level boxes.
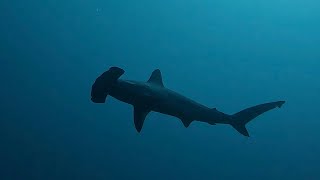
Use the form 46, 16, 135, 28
110, 81, 224, 125
151, 91, 211, 121
109, 80, 164, 106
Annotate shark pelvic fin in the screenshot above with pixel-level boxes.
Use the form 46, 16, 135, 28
147, 69, 164, 87
181, 118, 193, 128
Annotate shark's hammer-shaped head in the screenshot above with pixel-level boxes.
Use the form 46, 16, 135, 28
91, 67, 124, 103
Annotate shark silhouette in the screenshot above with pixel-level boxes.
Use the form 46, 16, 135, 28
91, 67, 285, 136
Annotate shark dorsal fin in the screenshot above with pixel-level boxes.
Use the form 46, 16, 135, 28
147, 69, 164, 87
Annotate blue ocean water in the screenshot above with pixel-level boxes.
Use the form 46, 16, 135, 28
1, 0, 320, 179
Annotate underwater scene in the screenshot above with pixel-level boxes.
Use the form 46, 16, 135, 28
1, 0, 320, 179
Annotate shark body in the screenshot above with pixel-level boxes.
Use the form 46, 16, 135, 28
91, 67, 285, 136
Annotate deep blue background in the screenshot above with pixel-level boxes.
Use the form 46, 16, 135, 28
1, 0, 319, 179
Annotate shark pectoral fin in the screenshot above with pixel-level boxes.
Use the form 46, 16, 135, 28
147, 69, 164, 87
133, 106, 150, 133
180, 118, 193, 128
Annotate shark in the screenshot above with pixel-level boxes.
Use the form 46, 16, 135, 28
91, 66, 285, 137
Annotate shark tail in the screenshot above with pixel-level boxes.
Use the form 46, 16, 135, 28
230, 101, 285, 137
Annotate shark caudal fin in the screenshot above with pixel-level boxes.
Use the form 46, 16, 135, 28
230, 101, 285, 137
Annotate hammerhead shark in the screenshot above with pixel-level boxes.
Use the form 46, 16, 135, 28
91, 66, 285, 136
